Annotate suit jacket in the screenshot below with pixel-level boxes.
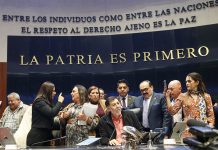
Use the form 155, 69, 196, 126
31, 98, 62, 129
117, 95, 136, 107
99, 110, 143, 145
129, 92, 172, 135
214, 106, 218, 129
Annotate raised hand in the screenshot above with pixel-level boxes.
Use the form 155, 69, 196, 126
58, 92, 64, 103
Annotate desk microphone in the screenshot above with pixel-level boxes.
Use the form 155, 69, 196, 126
30, 136, 66, 147
187, 119, 208, 128
109, 129, 115, 141
186, 119, 218, 139
184, 119, 218, 149
123, 126, 144, 139
187, 119, 218, 132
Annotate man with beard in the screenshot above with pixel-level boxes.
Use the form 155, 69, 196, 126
129, 80, 172, 139
99, 97, 142, 145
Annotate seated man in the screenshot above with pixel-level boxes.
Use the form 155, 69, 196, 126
0, 92, 28, 134
99, 96, 143, 145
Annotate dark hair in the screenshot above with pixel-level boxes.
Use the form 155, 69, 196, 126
140, 80, 153, 87
187, 72, 207, 94
74, 84, 88, 105
87, 85, 100, 101
105, 96, 117, 107
35, 81, 55, 103
117, 79, 129, 87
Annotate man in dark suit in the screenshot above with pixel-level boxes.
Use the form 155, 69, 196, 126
129, 80, 172, 137
99, 97, 143, 145
116, 79, 136, 108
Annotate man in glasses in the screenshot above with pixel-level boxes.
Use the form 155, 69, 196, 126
129, 80, 172, 140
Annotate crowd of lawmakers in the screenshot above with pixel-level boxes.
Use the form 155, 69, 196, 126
0, 72, 218, 148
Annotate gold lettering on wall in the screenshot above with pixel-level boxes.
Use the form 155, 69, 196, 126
162, 50, 174, 60
142, 52, 152, 61
133, 52, 140, 62
20, 55, 39, 65
198, 46, 209, 56
110, 53, 126, 64
176, 49, 185, 59
46, 55, 53, 65
18, 45, 210, 66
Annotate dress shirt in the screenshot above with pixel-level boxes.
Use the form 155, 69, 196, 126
171, 99, 182, 123
119, 95, 128, 108
112, 114, 123, 144
142, 96, 151, 128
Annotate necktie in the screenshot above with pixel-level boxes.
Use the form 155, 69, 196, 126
122, 97, 126, 108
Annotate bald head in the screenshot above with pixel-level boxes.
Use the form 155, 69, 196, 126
168, 80, 181, 87
168, 80, 182, 99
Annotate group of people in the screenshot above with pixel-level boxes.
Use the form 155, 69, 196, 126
0, 72, 217, 148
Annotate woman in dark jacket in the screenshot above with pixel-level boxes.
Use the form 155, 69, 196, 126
26, 81, 64, 146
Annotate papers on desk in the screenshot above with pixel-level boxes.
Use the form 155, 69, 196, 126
83, 102, 98, 117
164, 139, 176, 145
76, 137, 101, 146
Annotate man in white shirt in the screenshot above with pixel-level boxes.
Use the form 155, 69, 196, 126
129, 80, 172, 138
164, 80, 183, 123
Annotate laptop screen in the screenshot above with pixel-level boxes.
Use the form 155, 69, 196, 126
0, 128, 16, 147
170, 122, 187, 143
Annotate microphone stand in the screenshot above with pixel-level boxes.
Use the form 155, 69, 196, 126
147, 130, 153, 148
30, 136, 66, 147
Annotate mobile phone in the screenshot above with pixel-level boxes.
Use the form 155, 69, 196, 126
163, 80, 167, 89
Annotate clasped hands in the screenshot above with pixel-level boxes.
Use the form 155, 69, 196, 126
109, 139, 120, 146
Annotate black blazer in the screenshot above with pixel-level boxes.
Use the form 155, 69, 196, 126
214, 106, 218, 129
31, 97, 62, 129
99, 110, 143, 145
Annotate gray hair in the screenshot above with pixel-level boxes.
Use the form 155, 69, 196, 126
7, 92, 20, 100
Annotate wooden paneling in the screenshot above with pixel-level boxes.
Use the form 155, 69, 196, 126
0, 62, 7, 117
